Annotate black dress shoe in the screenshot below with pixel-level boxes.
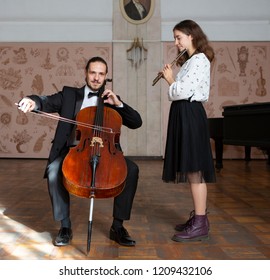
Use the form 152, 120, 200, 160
54, 227, 73, 246
109, 226, 136, 246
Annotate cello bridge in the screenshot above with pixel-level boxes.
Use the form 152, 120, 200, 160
90, 136, 104, 147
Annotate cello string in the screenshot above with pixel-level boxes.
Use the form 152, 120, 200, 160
93, 96, 103, 158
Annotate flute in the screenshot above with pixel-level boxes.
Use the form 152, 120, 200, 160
152, 49, 187, 86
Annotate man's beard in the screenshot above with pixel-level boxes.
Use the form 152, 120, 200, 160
86, 80, 102, 91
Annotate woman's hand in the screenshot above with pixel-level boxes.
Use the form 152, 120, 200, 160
162, 64, 175, 85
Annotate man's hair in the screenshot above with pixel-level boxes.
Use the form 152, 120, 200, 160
85, 56, 108, 73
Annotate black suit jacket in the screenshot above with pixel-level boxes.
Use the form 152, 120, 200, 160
29, 86, 142, 175
124, 1, 147, 20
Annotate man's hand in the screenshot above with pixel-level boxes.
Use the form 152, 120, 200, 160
17, 97, 36, 113
102, 89, 123, 107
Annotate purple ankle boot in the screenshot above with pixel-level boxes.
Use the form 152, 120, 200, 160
175, 210, 210, 232
172, 214, 209, 242
174, 210, 195, 231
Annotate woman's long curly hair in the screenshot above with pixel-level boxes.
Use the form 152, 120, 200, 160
173, 19, 215, 66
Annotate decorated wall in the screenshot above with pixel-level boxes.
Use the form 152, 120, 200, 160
0, 43, 112, 158
0, 41, 269, 159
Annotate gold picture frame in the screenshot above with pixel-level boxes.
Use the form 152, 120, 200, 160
120, 0, 155, 25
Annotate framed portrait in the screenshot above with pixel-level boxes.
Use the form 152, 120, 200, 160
120, 0, 155, 25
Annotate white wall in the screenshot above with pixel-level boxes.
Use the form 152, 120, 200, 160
0, 0, 113, 42
161, 0, 270, 41
1, 0, 270, 42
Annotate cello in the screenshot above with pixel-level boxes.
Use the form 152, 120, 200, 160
61, 81, 127, 254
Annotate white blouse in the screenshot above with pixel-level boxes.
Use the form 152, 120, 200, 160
168, 53, 210, 102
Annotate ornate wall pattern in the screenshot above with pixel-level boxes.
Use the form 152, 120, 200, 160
0, 43, 112, 158
0, 41, 269, 159
162, 41, 270, 159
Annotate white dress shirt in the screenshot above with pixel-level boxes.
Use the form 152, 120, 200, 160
81, 85, 98, 110
168, 53, 211, 102
81, 85, 124, 109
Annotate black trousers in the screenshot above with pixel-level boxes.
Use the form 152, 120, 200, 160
46, 154, 139, 223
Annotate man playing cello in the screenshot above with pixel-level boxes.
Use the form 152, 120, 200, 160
17, 56, 142, 247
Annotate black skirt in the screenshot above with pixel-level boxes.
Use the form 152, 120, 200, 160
162, 100, 216, 183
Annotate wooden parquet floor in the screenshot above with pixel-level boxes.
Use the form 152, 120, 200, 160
0, 158, 270, 260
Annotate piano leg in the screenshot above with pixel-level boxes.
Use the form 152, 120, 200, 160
264, 148, 270, 165
245, 146, 251, 162
244, 147, 270, 165
213, 137, 223, 171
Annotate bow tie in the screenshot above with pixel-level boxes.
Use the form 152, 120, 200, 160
88, 91, 99, 98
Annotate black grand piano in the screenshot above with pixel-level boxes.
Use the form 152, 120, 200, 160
208, 102, 270, 170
